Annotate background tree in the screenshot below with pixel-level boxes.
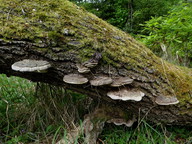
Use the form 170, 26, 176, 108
70, 0, 180, 34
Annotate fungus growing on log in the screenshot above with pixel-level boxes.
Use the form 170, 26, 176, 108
107, 118, 136, 127
110, 77, 134, 87
11, 59, 51, 73
90, 76, 113, 86
83, 60, 98, 68
107, 88, 145, 101
155, 95, 179, 105
63, 74, 88, 84
76, 63, 90, 73
83, 52, 102, 68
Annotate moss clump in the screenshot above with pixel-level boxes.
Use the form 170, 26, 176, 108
157, 61, 192, 104
0, 0, 80, 41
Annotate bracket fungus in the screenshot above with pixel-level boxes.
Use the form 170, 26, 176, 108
76, 63, 90, 73
111, 77, 133, 87
63, 74, 88, 84
83, 52, 102, 68
107, 88, 145, 101
83, 60, 98, 68
11, 59, 51, 72
90, 76, 113, 86
107, 118, 135, 127
155, 95, 179, 105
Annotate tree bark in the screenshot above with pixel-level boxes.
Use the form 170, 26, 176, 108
0, 0, 192, 126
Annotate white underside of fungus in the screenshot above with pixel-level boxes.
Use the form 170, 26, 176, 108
63, 74, 88, 84
11, 59, 51, 72
107, 88, 145, 101
107, 118, 136, 127
110, 77, 133, 87
90, 76, 113, 86
155, 95, 179, 105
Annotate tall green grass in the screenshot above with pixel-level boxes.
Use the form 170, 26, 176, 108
0, 74, 36, 143
0, 74, 192, 144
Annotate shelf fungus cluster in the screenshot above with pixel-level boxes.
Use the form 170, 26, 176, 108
62, 52, 146, 102
63, 69, 145, 102
11, 59, 51, 73
62, 72, 180, 105
11, 59, 180, 106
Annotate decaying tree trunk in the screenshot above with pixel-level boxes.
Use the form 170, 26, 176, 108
0, 1, 192, 142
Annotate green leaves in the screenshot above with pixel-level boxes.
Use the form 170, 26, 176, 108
71, 0, 180, 34
140, 3, 192, 67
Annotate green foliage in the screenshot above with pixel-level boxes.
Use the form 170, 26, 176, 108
71, 0, 180, 34
0, 74, 35, 124
101, 121, 192, 144
75, 0, 128, 29
130, 0, 180, 33
140, 2, 192, 67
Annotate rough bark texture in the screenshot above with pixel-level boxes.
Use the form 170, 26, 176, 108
0, 0, 192, 126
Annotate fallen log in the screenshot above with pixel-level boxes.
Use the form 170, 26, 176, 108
0, 0, 192, 143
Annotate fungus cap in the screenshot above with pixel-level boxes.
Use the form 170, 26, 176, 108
155, 95, 179, 105
111, 77, 133, 87
107, 88, 145, 101
76, 63, 90, 73
90, 76, 113, 86
11, 59, 51, 72
63, 74, 88, 84
107, 118, 135, 127
82, 52, 102, 68
83, 61, 98, 68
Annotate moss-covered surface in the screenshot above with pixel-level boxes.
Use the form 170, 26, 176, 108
0, 0, 192, 107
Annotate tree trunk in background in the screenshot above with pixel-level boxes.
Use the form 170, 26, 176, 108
126, 0, 134, 32
0, 0, 192, 126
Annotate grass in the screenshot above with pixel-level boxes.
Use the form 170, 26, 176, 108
101, 123, 173, 144
0, 74, 192, 144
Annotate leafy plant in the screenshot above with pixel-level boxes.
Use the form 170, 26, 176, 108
140, 2, 192, 67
